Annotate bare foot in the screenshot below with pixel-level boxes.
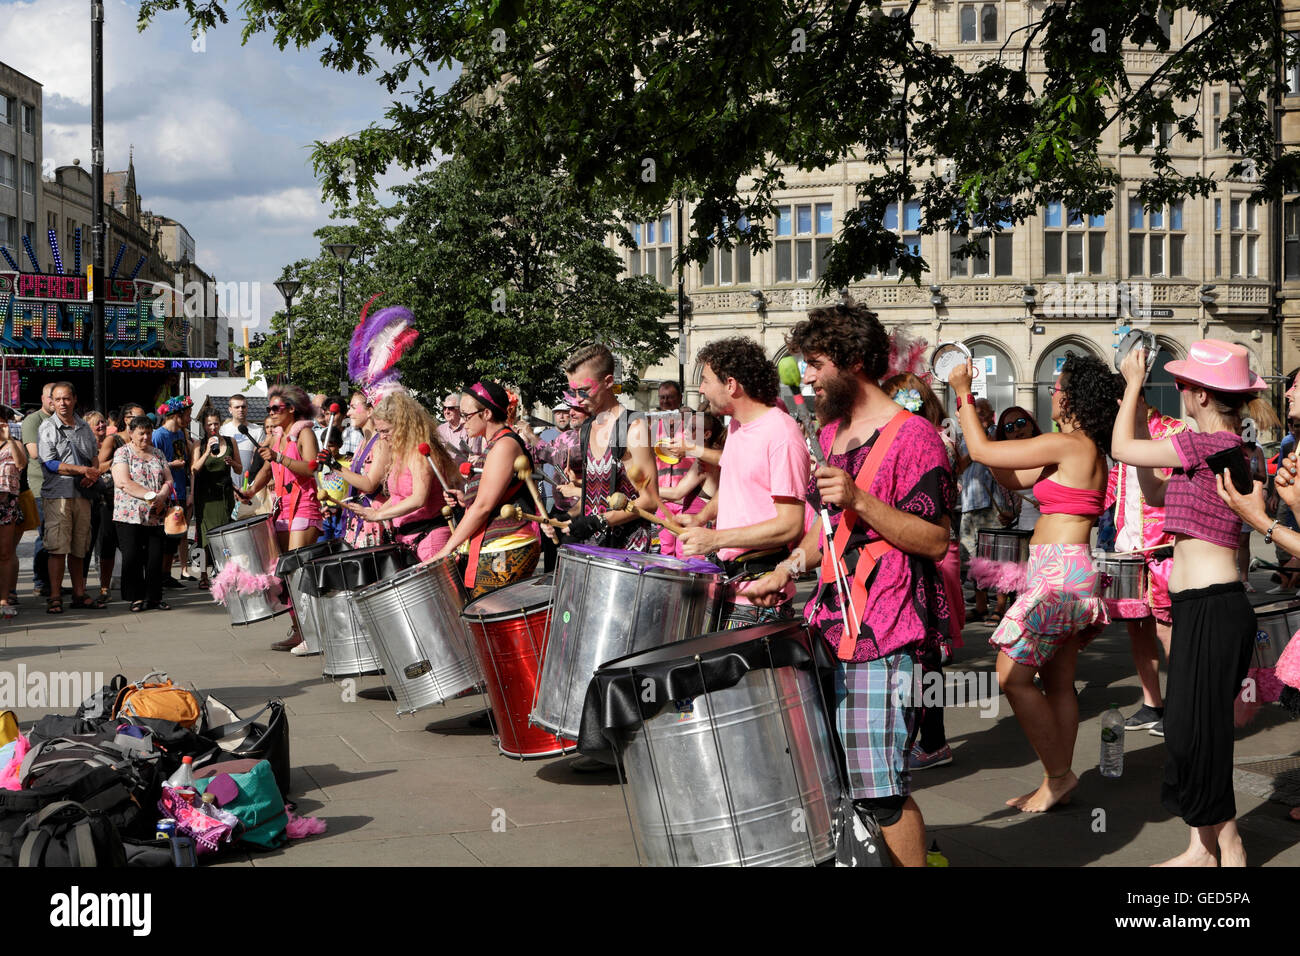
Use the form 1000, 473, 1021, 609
1153, 846, 1218, 867
1005, 789, 1036, 809
1218, 835, 1247, 868
1016, 771, 1078, 813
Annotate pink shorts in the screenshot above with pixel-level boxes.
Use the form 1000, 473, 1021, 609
397, 525, 451, 563
657, 495, 706, 558
275, 515, 323, 533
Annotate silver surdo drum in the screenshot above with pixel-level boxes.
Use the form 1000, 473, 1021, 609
1251, 600, 1299, 670
1096, 553, 1147, 601
531, 545, 723, 741
579, 621, 841, 867
208, 514, 288, 625
975, 527, 1032, 564
302, 544, 416, 678
276, 538, 351, 654
356, 557, 483, 716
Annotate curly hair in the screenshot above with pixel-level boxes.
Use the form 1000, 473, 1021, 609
1057, 353, 1122, 455
787, 304, 890, 381
372, 391, 456, 484
696, 337, 778, 405
268, 384, 313, 421
881, 372, 945, 428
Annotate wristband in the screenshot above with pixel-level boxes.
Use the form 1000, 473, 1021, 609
956, 393, 976, 410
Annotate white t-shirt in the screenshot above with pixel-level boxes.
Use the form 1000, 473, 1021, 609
220, 420, 264, 486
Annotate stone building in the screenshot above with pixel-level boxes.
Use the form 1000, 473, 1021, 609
623, 5, 1280, 428
0, 63, 43, 272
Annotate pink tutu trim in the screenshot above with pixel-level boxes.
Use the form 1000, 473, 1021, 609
211, 561, 282, 606
1103, 597, 1151, 621
1276, 628, 1300, 690
969, 557, 1027, 593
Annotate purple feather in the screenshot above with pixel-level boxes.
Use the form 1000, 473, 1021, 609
348, 297, 413, 382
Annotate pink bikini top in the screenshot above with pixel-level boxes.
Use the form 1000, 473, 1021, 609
1033, 477, 1105, 518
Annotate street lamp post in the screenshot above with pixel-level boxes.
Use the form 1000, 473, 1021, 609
274, 279, 301, 382
325, 243, 357, 390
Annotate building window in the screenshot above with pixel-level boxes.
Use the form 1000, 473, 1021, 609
1288, 34, 1300, 96
628, 213, 675, 286
1127, 198, 1185, 276
22, 161, 35, 195
960, 4, 997, 42
1212, 90, 1241, 152
1043, 201, 1106, 276
1226, 198, 1259, 277
21, 103, 34, 134
950, 215, 1014, 278
0, 215, 14, 246
1286, 201, 1300, 280
0, 96, 12, 126
0, 153, 13, 189
865, 200, 922, 278
775, 202, 833, 283
700, 218, 754, 287
1213, 198, 1222, 276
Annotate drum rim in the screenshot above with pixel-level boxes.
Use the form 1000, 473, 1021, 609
594, 617, 809, 676
209, 514, 276, 535
557, 547, 722, 580
976, 527, 1033, 537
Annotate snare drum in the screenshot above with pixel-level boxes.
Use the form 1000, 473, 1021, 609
1251, 600, 1299, 670
581, 620, 841, 867
531, 545, 723, 741
1096, 553, 1149, 620
303, 544, 417, 678
459, 531, 541, 599
975, 527, 1031, 564
463, 575, 575, 759
356, 558, 482, 715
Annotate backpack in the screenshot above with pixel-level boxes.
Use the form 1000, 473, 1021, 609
13, 800, 126, 867
112, 672, 201, 729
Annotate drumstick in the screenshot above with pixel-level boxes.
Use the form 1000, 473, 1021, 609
1109, 543, 1167, 557
607, 492, 686, 536
513, 454, 550, 519
441, 504, 458, 533
417, 442, 455, 497
500, 503, 568, 529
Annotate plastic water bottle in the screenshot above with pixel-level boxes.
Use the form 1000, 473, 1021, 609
1100, 703, 1124, 778
165, 755, 195, 789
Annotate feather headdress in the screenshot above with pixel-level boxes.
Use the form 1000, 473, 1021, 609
348, 293, 419, 403
886, 327, 930, 385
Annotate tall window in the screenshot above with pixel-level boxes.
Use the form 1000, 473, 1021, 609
0, 153, 13, 189
21, 161, 34, 196
775, 202, 833, 283
1043, 201, 1106, 275
1287, 33, 1300, 96
628, 214, 674, 285
0, 96, 12, 126
1212, 91, 1241, 151
867, 200, 921, 278
700, 218, 754, 287
950, 216, 1014, 277
20, 103, 34, 134
0, 215, 14, 246
960, 4, 997, 42
1227, 198, 1260, 277
1213, 198, 1223, 276
1127, 198, 1185, 276
1286, 201, 1300, 280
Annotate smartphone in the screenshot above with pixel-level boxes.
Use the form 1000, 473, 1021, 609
1206, 447, 1254, 495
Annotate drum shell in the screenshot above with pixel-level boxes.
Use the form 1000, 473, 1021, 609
278, 539, 350, 654
975, 528, 1030, 564
1251, 601, 1299, 670
208, 514, 286, 625
356, 558, 482, 715
463, 576, 575, 758
308, 545, 413, 678
1096, 554, 1147, 602
531, 547, 722, 740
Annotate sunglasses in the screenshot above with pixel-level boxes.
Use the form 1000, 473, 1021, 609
267, 403, 288, 413
1001, 417, 1029, 433
442, 405, 457, 412
1174, 380, 1193, 392
461, 408, 488, 419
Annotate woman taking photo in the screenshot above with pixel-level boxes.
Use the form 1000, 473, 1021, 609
192, 409, 241, 587
236, 385, 321, 651
1111, 340, 1266, 867
0, 407, 27, 619
330, 390, 392, 546
948, 353, 1119, 813
111, 415, 174, 612
343, 392, 458, 561
428, 381, 539, 596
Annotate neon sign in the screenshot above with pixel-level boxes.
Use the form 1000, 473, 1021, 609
0, 355, 227, 372
0, 271, 171, 352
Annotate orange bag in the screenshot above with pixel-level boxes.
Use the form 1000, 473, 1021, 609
112, 672, 201, 729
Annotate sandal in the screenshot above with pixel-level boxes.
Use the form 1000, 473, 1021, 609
68, 593, 108, 610
99, 586, 111, 602
130, 600, 145, 612
46, 597, 64, 615
147, 601, 172, 611
984, 612, 1003, 625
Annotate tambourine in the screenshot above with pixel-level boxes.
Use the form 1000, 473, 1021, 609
931, 341, 973, 383
1113, 329, 1159, 373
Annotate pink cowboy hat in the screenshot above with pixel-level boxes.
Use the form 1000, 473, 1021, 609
1163, 339, 1266, 393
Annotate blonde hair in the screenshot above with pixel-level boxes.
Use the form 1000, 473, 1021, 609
373, 392, 456, 482
82, 411, 105, 428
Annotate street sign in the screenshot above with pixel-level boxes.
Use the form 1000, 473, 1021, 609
1132, 308, 1173, 319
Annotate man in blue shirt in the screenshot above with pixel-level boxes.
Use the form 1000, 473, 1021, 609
37, 382, 102, 612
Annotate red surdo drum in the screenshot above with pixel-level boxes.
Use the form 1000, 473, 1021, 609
461, 574, 575, 759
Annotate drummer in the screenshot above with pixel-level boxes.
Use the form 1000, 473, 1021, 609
344, 392, 458, 561
329, 390, 393, 546
235, 384, 322, 652
677, 337, 810, 626
1104, 388, 1185, 738
427, 381, 540, 594
558, 344, 661, 552
748, 304, 954, 867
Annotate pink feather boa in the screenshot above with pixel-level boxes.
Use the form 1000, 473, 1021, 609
211, 561, 282, 606
0, 734, 30, 790
969, 557, 1027, 593
285, 806, 327, 839
1276, 628, 1300, 690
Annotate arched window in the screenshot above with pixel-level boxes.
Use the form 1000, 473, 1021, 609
1146, 339, 1185, 420
1034, 339, 1105, 426
960, 6, 977, 42
981, 4, 998, 42
944, 341, 1017, 421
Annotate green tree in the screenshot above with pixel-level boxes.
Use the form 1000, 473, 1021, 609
139, 0, 1298, 288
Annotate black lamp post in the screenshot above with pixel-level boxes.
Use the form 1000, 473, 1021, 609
273, 278, 301, 382
325, 243, 357, 390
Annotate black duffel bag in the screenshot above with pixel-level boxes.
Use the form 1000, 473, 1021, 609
204, 699, 290, 800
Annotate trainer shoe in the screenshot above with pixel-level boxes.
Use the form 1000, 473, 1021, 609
909, 744, 954, 770
1148, 718, 1165, 737
1124, 704, 1163, 731
289, 641, 318, 656
1266, 584, 1293, 595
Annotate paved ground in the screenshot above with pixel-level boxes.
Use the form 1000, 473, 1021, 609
4, 537, 1298, 867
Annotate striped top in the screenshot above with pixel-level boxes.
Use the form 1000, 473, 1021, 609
1163, 429, 1245, 550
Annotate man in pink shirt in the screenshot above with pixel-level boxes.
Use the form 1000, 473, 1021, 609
677, 337, 809, 626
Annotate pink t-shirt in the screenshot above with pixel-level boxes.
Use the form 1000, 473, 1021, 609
717, 405, 811, 603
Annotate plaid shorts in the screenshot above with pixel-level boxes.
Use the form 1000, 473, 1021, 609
834, 651, 919, 800
718, 600, 792, 630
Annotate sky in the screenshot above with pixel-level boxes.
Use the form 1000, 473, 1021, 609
2, 0, 454, 332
